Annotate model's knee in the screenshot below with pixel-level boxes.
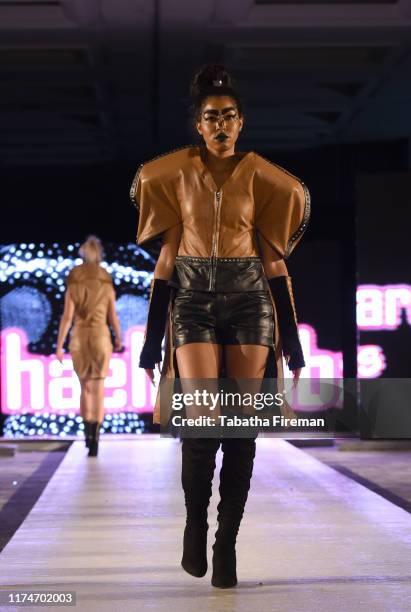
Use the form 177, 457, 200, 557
81, 379, 92, 395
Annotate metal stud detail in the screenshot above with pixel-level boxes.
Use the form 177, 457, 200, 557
129, 144, 195, 210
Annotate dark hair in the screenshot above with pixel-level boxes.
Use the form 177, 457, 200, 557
189, 64, 243, 123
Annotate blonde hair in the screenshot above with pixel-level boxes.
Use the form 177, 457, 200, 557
79, 235, 103, 264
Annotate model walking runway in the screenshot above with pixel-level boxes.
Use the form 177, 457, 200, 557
1, 437, 411, 611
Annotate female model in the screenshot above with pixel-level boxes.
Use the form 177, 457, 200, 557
131, 65, 310, 587
56, 236, 122, 456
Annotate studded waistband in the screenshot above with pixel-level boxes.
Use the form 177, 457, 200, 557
175, 256, 262, 263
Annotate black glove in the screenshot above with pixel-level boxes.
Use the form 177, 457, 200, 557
267, 275, 305, 370
139, 278, 171, 369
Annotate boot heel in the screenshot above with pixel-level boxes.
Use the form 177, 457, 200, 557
181, 522, 208, 577
211, 541, 237, 588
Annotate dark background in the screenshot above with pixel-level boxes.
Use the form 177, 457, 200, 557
357, 173, 411, 378
2, 0, 411, 432
2, 0, 411, 247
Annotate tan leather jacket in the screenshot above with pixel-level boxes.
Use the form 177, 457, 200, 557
130, 145, 310, 260
130, 145, 311, 425
67, 263, 113, 329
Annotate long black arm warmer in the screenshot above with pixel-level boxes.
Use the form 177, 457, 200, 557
139, 278, 171, 369
267, 275, 305, 370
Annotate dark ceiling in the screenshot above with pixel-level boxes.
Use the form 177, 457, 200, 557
2, 0, 411, 167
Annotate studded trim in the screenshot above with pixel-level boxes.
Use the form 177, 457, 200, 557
131, 147, 311, 258
129, 164, 143, 210
175, 256, 262, 263
130, 144, 195, 210
256, 154, 311, 259
284, 182, 311, 258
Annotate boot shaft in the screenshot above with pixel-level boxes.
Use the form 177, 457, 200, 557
181, 438, 220, 518
88, 421, 101, 457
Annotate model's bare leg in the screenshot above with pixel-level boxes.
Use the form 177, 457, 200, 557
224, 344, 269, 379
176, 342, 222, 419
80, 378, 105, 422
79, 378, 93, 421
211, 344, 269, 588
80, 383, 87, 420
88, 378, 105, 423
223, 344, 270, 415
176, 342, 222, 378
176, 343, 222, 578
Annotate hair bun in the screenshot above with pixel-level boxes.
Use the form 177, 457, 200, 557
79, 235, 103, 264
190, 64, 234, 99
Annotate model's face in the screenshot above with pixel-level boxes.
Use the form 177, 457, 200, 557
196, 95, 243, 154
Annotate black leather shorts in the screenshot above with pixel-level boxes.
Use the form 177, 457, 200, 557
172, 289, 274, 348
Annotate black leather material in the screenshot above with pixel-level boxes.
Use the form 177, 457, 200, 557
172, 289, 274, 347
170, 256, 269, 293
139, 279, 171, 368
267, 275, 305, 370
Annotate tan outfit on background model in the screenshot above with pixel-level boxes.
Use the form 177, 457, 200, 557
67, 263, 114, 379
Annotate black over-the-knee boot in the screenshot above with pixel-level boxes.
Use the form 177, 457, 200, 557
211, 437, 256, 588
88, 422, 101, 457
83, 420, 92, 448
181, 438, 220, 577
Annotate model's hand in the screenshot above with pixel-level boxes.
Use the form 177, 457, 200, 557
114, 337, 123, 352
145, 363, 161, 385
292, 367, 302, 388
56, 348, 64, 363
284, 354, 302, 388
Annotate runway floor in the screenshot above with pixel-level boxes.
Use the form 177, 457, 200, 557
1, 436, 411, 611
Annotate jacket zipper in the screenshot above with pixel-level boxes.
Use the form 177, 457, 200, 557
210, 190, 222, 291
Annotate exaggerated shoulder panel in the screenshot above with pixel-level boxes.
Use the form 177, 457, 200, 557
140, 146, 198, 181
252, 153, 311, 258
129, 145, 310, 254
129, 146, 195, 245
130, 145, 195, 207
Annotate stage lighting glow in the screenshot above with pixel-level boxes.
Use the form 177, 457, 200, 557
2, 242, 409, 437
357, 284, 411, 330
1, 242, 156, 434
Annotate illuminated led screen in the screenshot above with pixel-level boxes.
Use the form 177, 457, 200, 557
0, 242, 156, 436
1, 242, 409, 437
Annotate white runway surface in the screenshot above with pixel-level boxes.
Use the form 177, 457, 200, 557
1, 436, 411, 611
